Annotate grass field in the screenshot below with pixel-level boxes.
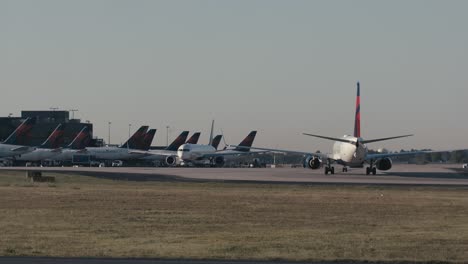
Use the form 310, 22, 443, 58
0, 171, 467, 263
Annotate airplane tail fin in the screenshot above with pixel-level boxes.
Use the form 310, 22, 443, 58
120, 126, 149, 149
141, 129, 157, 150
40, 124, 65, 149
68, 126, 92, 150
234, 131, 257, 152
354, 82, 361, 138
186, 132, 201, 144
3, 118, 34, 145
211, 135, 223, 150
165, 131, 189, 151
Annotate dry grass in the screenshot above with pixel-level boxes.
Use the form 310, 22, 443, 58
0, 171, 467, 262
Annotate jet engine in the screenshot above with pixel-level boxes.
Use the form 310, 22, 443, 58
214, 156, 225, 167
305, 156, 322, 169
375, 157, 392, 171
165, 156, 177, 166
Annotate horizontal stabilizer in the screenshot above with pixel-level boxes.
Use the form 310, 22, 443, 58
362, 134, 413, 144
302, 133, 355, 144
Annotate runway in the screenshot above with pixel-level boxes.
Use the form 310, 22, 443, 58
0, 164, 467, 186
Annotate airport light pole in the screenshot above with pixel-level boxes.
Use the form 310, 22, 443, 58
108, 122, 112, 145
166, 126, 170, 147
128, 124, 131, 138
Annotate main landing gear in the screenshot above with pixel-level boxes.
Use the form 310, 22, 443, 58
366, 159, 377, 175
324, 159, 335, 175
342, 167, 348, 172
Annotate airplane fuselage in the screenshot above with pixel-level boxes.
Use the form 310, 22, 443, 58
330, 135, 368, 168
178, 144, 217, 161
52, 149, 82, 161
15, 148, 60, 161
0, 144, 33, 158
85, 147, 145, 160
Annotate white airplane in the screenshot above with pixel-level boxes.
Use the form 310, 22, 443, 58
15, 124, 65, 162
0, 118, 36, 158
137, 131, 191, 166
177, 126, 260, 167
231, 82, 426, 175
84, 126, 153, 161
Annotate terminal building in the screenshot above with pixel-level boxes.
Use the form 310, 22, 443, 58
0, 110, 102, 147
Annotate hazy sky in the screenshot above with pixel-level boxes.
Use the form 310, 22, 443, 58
2, 0, 467, 152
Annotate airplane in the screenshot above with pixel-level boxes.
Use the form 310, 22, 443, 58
84, 126, 153, 161
0, 118, 36, 158
15, 124, 65, 162
52, 126, 93, 161
177, 130, 259, 167
230, 82, 425, 175
137, 131, 190, 166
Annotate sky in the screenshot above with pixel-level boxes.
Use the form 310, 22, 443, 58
2, 0, 467, 152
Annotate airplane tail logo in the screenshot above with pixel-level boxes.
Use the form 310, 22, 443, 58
41, 124, 65, 149
68, 126, 92, 150
166, 131, 189, 151
235, 131, 257, 152
211, 135, 222, 150
3, 118, 34, 145
141, 129, 156, 150
120, 126, 149, 149
354, 82, 361, 138
186, 132, 201, 144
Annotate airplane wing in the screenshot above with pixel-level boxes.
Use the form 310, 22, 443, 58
129, 149, 175, 158
10, 146, 34, 152
228, 145, 332, 160
367, 148, 467, 160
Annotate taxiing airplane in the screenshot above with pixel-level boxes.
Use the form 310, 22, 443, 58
231, 82, 425, 175
0, 118, 35, 158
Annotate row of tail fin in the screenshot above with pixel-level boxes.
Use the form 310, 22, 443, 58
3, 119, 245, 151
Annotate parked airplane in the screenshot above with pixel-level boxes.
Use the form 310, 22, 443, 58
231, 82, 424, 175
52, 126, 92, 161
177, 131, 259, 167
137, 131, 190, 166
0, 118, 35, 158
84, 126, 152, 161
15, 124, 65, 162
